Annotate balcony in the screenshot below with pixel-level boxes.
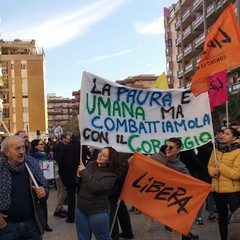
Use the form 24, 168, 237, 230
177, 68, 184, 78
176, 34, 182, 47
176, 24, 201, 48
192, 0, 202, 12
176, 52, 183, 63
194, 33, 205, 49
206, 2, 215, 17
193, 13, 204, 31
169, 8, 176, 23
175, 18, 181, 31
181, 7, 196, 29
181, 0, 192, 8
206, 2, 219, 26
183, 43, 201, 60
182, 25, 200, 46
175, 1, 180, 11
184, 62, 196, 77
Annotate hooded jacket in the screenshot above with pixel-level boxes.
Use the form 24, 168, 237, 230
151, 150, 190, 175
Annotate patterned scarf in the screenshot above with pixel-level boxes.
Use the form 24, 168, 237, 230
0, 154, 47, 211
216, 141, 240, 153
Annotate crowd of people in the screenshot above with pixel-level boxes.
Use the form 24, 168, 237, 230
0, 121, 239, 240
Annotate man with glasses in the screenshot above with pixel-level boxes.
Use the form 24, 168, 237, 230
144, 137, 198, 240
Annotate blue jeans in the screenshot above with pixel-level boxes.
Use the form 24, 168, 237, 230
0, 218, 42, 240
75, 208, 111, 240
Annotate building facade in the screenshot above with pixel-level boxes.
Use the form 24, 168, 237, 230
164, 0, 240, 92
0, 39, 48, 137
47, 92, 79, 136
116, 74, 173, 89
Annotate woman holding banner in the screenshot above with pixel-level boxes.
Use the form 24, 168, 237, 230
208, 127, 240, 240
75, 147, 120, 240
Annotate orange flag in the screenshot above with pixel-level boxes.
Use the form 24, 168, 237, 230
119, 152, 211, 235
191, 3, 240, 96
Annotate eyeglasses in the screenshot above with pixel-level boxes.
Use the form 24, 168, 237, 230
165, 145, 175, 151
99, 150, 109, 158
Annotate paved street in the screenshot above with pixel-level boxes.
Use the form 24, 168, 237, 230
44, 188, 221, 240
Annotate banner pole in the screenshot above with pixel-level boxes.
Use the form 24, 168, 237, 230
110, 199, 121, 235
226, 101, 229, 127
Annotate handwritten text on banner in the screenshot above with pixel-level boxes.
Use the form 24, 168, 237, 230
79, 72, 214, 154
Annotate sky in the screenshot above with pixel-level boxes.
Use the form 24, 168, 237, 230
1, 0, 176, 98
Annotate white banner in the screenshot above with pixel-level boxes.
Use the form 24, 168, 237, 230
79, 72, 214, 154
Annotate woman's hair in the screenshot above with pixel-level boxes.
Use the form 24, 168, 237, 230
30, 139, 42, 153
226, 127, 240, 138
93, 146, 120, 174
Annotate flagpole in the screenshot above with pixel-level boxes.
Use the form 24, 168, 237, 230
78, 114, 84, 165
110, 199, 121, 235
226, 101, 229, 127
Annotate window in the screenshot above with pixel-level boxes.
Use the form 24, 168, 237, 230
168, 39, 172, 47
22, 78, 28, 84
21, 64, 27, 69
23, 107, 28, 113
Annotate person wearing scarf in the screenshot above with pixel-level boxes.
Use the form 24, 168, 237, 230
0, 135, 48, 240
208, 127, 240, 240
30, 139, 53, 232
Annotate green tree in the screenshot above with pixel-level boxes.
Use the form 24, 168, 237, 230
61, 119, 80, 135
213, 90, 240, 128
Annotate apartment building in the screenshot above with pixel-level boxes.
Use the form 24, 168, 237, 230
116, 74, 173, 89
0, 39, 48, 137
165, 0, 240, 92
47, 92, 79, 135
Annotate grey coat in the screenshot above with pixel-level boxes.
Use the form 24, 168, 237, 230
151, 150, 190, 175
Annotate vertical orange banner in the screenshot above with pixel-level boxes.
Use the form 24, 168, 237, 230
119, 152, 211, 235
191, 3, 240, 96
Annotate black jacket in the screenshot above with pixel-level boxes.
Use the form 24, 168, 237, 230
58, 140, 80, 186
76, 161, 117, 214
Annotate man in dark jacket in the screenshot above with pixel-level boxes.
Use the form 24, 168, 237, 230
0, 136, 48, 239
58, 134, 80, 223
52, 133, 71, 218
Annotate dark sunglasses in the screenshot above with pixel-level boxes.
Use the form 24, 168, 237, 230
165, 145, 175, 151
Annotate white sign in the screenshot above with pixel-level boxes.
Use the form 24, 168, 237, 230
42, 161, 54, 180
79, 72, 214, 154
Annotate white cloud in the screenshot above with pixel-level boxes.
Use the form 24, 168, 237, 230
76, 48, 135, 64
145, 63, 154, 67
2, 0, 127, 49
134, 16, 165, 35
